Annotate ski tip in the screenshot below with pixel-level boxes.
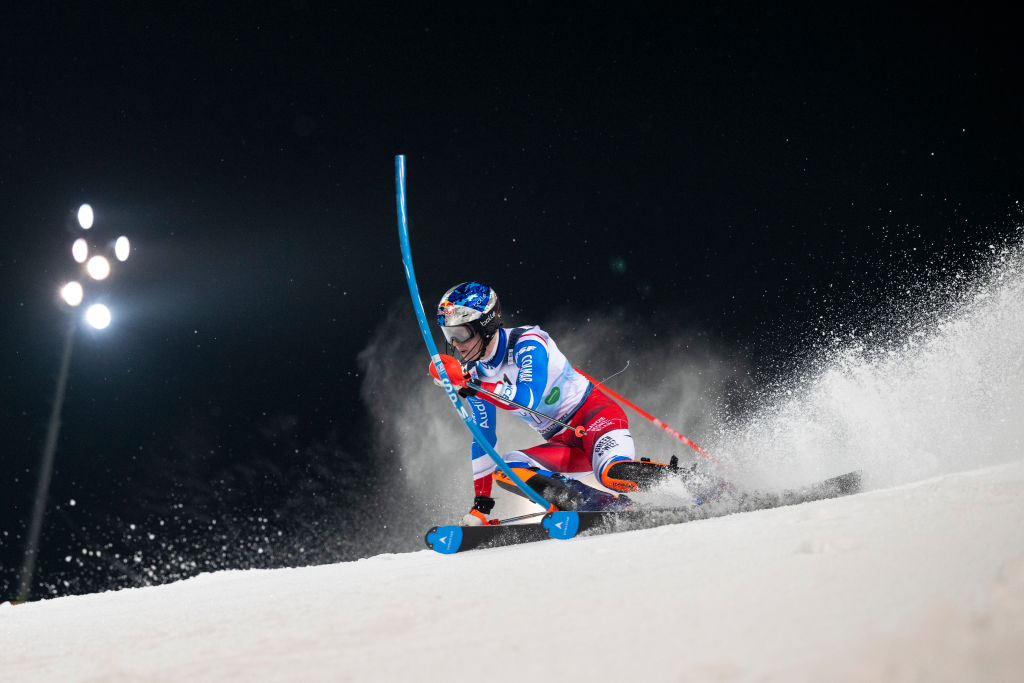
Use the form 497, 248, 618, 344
841, 469, 864, 494
810, 469, 864, 498
826, 469, 863, 494
425, 525, 464, 554
542, 511, 581, 540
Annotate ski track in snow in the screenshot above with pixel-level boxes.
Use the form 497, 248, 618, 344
3, 460, 1023, 682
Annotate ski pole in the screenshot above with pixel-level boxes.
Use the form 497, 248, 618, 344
496, 511, 549, 524
576, 368, 717, 464
467, 382, 586, 437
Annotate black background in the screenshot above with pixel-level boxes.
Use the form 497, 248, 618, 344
2, 4, 1022, 599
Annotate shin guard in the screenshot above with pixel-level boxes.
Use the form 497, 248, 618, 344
493, 466, 628, 511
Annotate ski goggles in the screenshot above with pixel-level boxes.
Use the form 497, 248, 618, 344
441, 324, 476, 344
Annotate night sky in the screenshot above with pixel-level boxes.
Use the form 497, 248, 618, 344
3, 4, 1022, 599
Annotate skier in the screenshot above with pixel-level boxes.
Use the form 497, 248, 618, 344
431, 281, 686, 526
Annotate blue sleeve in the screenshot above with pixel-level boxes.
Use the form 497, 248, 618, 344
467, 393, 497, 464
509, 339, 549, 410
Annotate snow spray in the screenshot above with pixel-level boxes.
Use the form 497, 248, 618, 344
362, 228, 1024, 510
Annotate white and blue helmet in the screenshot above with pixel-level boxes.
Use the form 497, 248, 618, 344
437, 282, 502, 361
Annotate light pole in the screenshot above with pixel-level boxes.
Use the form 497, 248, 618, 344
16, 204, 130, 602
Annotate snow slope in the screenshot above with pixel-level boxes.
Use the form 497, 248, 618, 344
4, 460, 1022, 682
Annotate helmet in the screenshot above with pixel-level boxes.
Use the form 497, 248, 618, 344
437, 282, 502, 362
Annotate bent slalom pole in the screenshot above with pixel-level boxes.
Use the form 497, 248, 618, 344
395, 155, 556, 512
575, 368, 718, 464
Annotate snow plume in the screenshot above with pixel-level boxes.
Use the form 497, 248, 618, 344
363, 230, 1024, 516
714, 230, 1024, 491
357, 308, 476, 528
542, 315, 739, 466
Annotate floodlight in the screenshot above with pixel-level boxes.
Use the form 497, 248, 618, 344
72, 238, 89, 263
60, 281, 84, 306
21, 201, 135, 601
114, 236, 130, 262
85, 304, 111, 329
86, 255, 111, 280
77, 204, 94, 229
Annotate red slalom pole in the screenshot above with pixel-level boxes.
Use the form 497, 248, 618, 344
576, 368, 718, 464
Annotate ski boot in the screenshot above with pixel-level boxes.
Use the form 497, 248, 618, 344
601, 456, 733, 503
493, 466, 634, 512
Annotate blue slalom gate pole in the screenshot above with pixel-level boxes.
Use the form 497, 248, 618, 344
394, 155, 555, 512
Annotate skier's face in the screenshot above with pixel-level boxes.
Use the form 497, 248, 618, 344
450, 327, 484, 362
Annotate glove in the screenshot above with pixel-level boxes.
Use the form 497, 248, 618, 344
461, 495, 498, 526
428, 354, 470, 388
472, 380, 517, 410
479, 380, 511, 401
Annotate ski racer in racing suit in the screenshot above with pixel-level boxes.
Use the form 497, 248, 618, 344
431, 281, 680, 526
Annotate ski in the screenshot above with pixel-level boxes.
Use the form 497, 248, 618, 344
425, 470, 863, 553
544, 470, 864, 539
543, 507, 703, 539
425, 521, 550, 554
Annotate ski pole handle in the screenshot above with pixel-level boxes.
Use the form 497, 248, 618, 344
468, 383, 586, 437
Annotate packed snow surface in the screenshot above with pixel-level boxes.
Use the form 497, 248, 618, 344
4, 460, 1023, 682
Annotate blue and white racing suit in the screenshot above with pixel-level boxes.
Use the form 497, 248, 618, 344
465, 325, 635, 496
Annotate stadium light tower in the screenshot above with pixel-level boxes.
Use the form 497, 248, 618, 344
16, 203, 131, 602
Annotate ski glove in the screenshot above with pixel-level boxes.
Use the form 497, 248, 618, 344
428, 354, 470, 388
461, 495, 499, 526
